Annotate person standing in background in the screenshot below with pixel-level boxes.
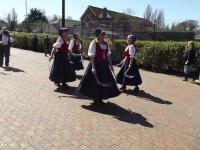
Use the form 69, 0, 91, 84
182, 41, 196, 81
32, 34, 38, 52
0, 27, 13, 67
44, 34, 51, 56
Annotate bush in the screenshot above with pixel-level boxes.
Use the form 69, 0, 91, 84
12, 32, 200, 74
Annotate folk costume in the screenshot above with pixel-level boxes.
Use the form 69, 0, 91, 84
49, 28, 76, 88
68, 33, 84, 70
116, 35, 142, 92
77, 28, 120, 103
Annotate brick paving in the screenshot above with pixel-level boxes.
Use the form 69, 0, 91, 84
0, 47, 200, 150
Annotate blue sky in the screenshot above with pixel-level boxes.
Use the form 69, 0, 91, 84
0, 0, 199, 26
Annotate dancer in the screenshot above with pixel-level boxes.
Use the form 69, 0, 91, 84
116, 34, 142, 93
68, 33, 84, 70
49, 28, 76, 88
77, 28, 120, 104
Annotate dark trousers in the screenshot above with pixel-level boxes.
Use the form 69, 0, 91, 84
184, 71, 196, 81
33, 44, 37, 52
0, 45, 10, 66
44, 45, 50, 56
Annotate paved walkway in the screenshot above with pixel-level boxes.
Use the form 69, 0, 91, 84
0, 48, 200, 150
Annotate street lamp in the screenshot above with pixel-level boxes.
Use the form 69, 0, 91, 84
25, 0, 27, 18
62, 0, 65, 27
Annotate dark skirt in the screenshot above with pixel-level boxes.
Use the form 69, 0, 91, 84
116, 58, 142, 86
49, 51, 76, 84
77, 60, 121, 100
69, 55, 84, 70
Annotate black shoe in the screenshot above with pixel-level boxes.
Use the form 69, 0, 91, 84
62, 83, 70, 89
55, 83, 61, 87
182, 78, 188, 81
92, 100, 104, 104
119, 85, 126, 91
133, 86, 139, 93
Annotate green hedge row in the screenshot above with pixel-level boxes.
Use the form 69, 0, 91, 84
12, 32, 58, 52
12, 32, 200, 73
113, 40, 200, 73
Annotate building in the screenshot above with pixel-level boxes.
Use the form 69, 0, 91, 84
48, 19, 81, 34
30, 19, 81, 34
80, 5, 153, 37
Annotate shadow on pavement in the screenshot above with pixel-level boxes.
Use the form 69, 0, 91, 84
54, 86, 90, 100
0, 71, 8, 75
126, 90, 172, 105
82, 101, 154, 128
3, 66, 25, 72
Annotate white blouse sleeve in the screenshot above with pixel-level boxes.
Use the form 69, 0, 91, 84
129, 45, 136, 58
53, 37, 63, 49
88, 40, 96, 57
107, 46, 111, 56
68, 40, 74, 51
79, 42, 82, 51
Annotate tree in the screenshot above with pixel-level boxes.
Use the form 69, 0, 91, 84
186, 20, 199, 31
6, 13, 11, 27
143, 4, 152, 21
123, 8, 135, 16
171, 22, 176, 31
156, 9, 165, 31
50, 14, 60, 22
143, 4, 166, 31
10, 8, 18, 30
24, 8, 47, 23
23, 8, 48, 32
6, 8, 18, 30
170, 20, 199, 32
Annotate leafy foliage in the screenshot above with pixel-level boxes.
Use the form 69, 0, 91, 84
23, 8, 47, 24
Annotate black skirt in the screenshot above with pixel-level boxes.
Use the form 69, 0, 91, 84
77, 60, 121, 100
116, 58, 142, 86
49, 51, 76, 84
69, 54, 84, 70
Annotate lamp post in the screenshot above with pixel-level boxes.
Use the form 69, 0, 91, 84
25, 0, 27, 18
62, 0, 65, 27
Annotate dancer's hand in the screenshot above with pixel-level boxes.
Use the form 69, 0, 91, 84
116, 63, 121, 67
49, 56, 53, 62
92, 68, 96, 75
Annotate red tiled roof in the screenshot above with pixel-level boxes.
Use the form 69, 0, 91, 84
87, 5, 153, 26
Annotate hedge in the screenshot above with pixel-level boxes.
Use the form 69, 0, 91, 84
12, 32, 200, 74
